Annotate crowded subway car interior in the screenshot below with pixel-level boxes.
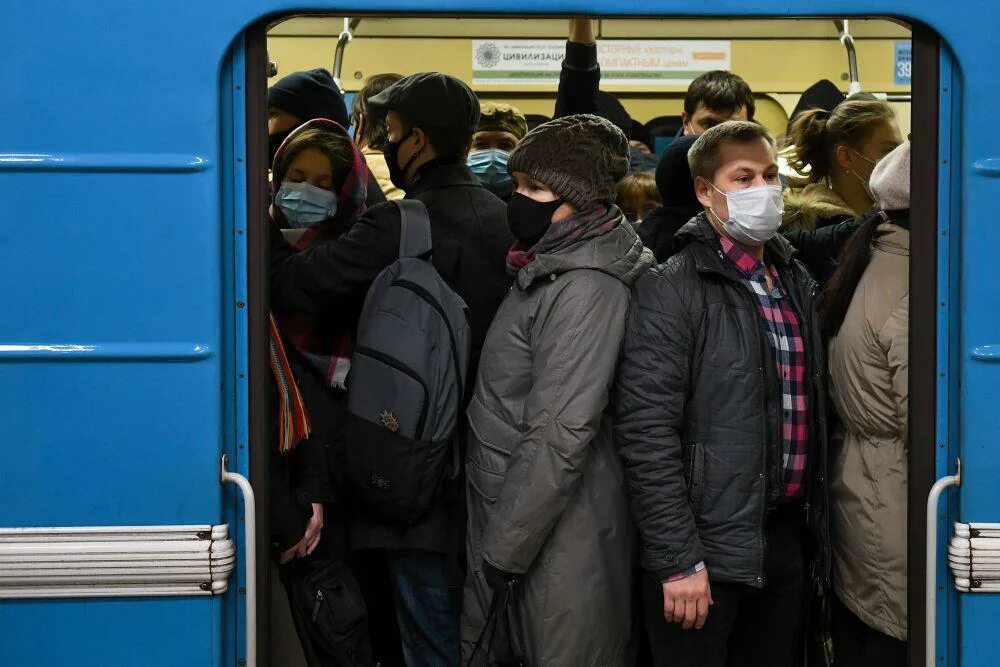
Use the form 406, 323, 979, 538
6, 2, 997, 666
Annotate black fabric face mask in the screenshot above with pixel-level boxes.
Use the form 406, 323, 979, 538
507, 192, 563, 247
268, 129, 294, 166
382, 130, 419, 190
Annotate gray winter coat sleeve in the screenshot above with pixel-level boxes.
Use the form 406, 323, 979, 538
614, 270, 704, 581
480, 273, 629, 575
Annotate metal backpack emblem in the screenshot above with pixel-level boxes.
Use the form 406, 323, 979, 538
344, 200, 471, 524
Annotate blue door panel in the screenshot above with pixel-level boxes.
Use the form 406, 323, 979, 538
0, 597, 224, 667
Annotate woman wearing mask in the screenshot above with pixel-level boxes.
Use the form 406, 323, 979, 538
268, 118, 379, 665
822, 142, 911, 666
462, 114, 654, 665
783, 98, 901, 230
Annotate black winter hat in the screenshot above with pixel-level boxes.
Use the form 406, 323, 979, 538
367, 72, 480, 135
509, 114, 629, 210
655, 134, 700, 208
267, 68, 349, 129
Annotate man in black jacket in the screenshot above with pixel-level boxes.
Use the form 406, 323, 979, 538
270, 72, 513, 665
615, 121, 830, 667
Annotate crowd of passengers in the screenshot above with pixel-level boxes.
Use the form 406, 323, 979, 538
265, 18, 910, 667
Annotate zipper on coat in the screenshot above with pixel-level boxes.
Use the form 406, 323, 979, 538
311, 589, 325, 623
354, 345, 430, 440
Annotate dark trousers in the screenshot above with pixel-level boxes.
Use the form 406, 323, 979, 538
643, 504, 806, 667
385, 549, 462, 667
831, 595, 907, 667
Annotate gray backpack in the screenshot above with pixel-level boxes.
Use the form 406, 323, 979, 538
344, 200, 471, 524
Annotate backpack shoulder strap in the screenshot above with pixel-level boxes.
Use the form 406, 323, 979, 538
394, 199, 433, 259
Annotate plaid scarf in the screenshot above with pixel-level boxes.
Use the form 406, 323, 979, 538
269, 118, 369, 452
506, 204, 620, 276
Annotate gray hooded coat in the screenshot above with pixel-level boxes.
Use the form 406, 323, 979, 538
461, 219, 654, 666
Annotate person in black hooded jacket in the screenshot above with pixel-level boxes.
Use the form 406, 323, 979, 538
637, 134, 702, 261
269, 72, 512, 667
615, 121, 830, 667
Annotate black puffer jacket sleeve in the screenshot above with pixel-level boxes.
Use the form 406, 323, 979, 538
554, 41, 600, 118
781, 215, 862, 283
614, 267, 704, 581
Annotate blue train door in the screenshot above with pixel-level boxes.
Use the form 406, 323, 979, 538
0, 10, 257, 667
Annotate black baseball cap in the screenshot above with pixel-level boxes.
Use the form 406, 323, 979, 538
367, 72, 480, 134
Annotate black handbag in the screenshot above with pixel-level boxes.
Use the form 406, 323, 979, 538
286, 559, 374, 667
467, 581, 524, 667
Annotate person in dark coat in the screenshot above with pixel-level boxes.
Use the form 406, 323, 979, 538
615, 121, 830, 667
637, 134, 702, 262
267, 68, 387, 210
554, 19, 659, 174
269, 72, 513, 667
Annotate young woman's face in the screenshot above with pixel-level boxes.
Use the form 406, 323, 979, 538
283, 147, 335, 191
511, 172, 576, 223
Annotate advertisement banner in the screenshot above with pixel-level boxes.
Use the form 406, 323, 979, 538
472, 39, 732, 86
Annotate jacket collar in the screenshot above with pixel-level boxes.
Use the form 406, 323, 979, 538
674, 213, 798, 279
405, 160, 481, 197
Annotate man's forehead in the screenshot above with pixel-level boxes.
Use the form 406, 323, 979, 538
718, 139, 777, 170
694, 104, 748, 121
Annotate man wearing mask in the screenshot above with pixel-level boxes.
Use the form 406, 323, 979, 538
467, 102, 528, 199
615, 120, 830, 667
267, 68, 387, 208
269, 72, 512, 666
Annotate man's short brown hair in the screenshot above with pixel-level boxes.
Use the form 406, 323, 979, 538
687, 120, 775, 181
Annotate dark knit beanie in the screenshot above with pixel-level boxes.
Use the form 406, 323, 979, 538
267, 68, 349, 129
508, 114, 629, 209
654, 134, 700, 208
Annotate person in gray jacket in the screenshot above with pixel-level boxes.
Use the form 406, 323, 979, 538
461, 114, 654, 666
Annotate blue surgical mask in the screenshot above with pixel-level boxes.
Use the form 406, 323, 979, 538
275, 181, 339, 228
468, 149, 513, 198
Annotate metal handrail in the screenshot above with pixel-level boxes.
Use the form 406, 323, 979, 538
332, 18, 362, 93
834, 19, 862, 96
925, 458, 961, 667
222, 454, 257, 667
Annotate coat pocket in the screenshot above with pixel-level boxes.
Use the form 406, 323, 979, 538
467, 452, 507, 504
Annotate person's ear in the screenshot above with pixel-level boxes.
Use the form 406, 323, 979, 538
694, 176, 715, 209
834, 144, 853, 170
680, 110, 691, 135
411, 127, 427, 156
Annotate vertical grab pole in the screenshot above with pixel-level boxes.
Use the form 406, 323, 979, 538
222, 454, 257, 667
925, 458, 960, 667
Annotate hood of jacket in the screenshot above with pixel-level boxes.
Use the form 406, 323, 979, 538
782, 181, 855, 232
270, 118, 369, 248
517, 216, 655, 290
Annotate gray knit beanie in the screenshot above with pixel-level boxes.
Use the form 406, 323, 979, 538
508, 114, 629, 209
870, 141, 910, 211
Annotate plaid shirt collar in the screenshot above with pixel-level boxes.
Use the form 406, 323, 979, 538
719, 235, 774, 281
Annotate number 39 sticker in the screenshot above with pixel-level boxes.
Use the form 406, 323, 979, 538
895, 41, 912, 85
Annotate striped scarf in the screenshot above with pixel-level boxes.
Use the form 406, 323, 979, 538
506, 204, 620, 275
269, 314, 311, 453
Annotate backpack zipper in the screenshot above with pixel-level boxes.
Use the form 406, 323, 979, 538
311, 589, 325, 623
391, 279, 466, 402
354, 346, 429, 440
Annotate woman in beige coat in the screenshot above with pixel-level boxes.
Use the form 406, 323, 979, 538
821, 141, 911, 666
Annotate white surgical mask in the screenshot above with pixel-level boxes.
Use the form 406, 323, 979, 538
709, 182, 784, 246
